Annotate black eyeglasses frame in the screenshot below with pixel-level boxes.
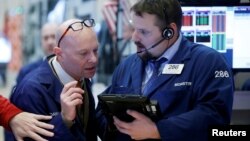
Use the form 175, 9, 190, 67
57, 19, 95, 47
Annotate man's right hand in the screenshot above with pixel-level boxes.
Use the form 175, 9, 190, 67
60, 81, 84, 127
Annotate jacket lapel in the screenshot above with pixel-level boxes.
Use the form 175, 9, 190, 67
38, 56, 64, 104
131, 56, 145, 94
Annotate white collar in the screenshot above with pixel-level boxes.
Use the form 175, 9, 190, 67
51, 57, 76, 85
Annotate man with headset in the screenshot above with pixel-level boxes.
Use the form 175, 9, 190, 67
97, 0, 234, 140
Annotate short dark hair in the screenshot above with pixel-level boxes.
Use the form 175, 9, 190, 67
131, 0, 183, 32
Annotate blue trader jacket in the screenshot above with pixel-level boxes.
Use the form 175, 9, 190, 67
16, 58, 43, 84
7, 55, 98, 141
98, 37, 234, 141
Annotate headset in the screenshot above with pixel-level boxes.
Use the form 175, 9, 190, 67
162, 8, 174, 40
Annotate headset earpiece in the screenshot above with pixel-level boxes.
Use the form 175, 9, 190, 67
162, 27, 174, 40
162, 6, 174, 40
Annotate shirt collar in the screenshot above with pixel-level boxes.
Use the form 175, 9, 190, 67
52, 56, 75, 85
158, 33, 182, 61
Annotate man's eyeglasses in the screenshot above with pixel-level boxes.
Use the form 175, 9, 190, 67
57, 19, 95, 47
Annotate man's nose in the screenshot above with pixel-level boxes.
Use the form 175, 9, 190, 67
89, 52, 97, 63
132, 30, 140, 42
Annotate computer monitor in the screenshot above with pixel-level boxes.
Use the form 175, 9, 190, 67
181, 4, 250, 71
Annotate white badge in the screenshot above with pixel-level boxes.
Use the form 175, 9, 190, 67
162, 64, 184, 74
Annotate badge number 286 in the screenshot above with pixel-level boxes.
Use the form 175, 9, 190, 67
215, 71, 229, 78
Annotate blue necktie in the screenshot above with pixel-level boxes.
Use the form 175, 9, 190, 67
143, 58, 167, 95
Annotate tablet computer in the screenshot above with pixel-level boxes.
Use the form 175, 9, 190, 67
98, 94, 161, 122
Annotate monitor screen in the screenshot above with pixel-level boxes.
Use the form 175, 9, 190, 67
181, 4, 250, 71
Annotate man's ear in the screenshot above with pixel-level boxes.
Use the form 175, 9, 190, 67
169, 23, 177, 34
54, 47, 62, 56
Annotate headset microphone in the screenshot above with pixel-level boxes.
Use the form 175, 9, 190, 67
136, 38, 165, 54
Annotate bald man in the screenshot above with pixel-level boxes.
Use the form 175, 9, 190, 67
16, 22, 58, 83
8, 19, 99, 141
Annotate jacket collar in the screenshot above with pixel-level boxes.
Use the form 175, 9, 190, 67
37, 54, 64, 103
